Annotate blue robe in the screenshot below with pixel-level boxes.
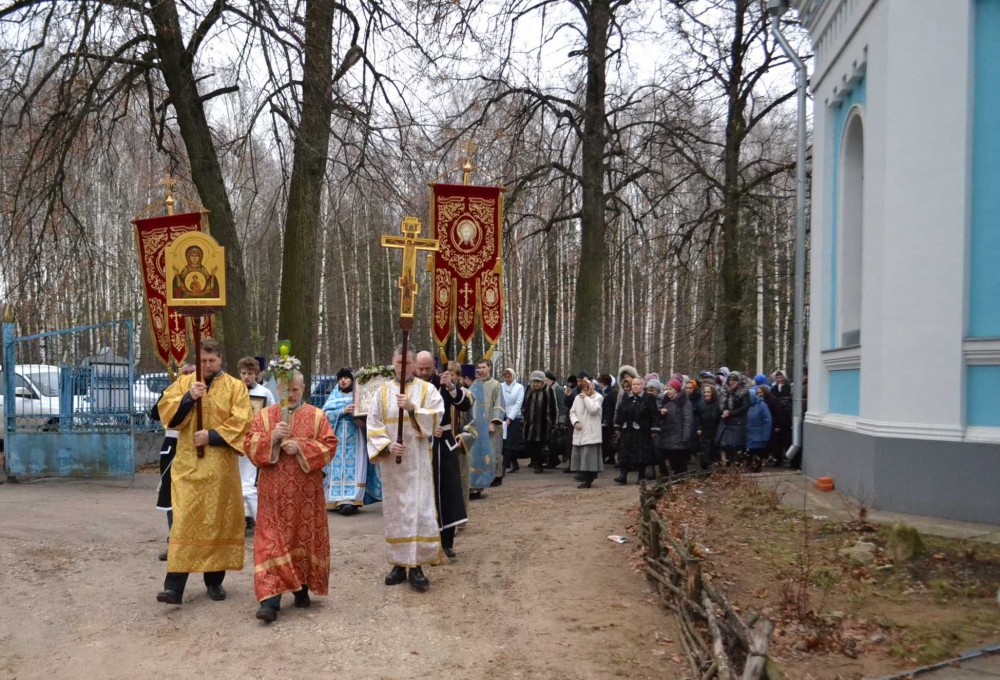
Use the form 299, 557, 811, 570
469, 378, 505, 490
322, 387, 382, 507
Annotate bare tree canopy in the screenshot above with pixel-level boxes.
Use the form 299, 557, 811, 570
0, 0, 808, 379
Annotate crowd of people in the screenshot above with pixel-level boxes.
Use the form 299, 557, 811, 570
150, 340, 804, 625
490, 364, 804, 488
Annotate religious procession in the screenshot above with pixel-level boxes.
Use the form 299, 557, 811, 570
8, 0, 1000, 677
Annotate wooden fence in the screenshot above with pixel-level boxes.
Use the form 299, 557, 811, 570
638, 470, 780, 680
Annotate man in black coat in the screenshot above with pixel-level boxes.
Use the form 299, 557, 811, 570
416, 351, 470, 559
597, 374, 619, 464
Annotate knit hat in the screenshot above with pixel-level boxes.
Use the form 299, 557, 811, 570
686, 379, 699, 391
667, 378, 683, 393
644, 373, 659, 383
529, 370, 546, 382
336, 366, 354, 381
754, 374, 768, 386
646, 379, 662, 394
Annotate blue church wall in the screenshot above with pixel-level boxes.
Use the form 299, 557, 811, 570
969, 0, 1000, 338
828, 78, 867, 350
829, 368, 861, 417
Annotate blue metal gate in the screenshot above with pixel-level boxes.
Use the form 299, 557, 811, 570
2, 319, 135, 480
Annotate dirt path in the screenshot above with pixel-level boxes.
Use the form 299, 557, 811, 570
0, 470, 682, 679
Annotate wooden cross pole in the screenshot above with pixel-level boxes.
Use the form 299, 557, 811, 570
190, 314, 205, 457
381, 216, 439, 464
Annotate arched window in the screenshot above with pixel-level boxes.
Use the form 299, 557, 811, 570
838, 109, 864, 347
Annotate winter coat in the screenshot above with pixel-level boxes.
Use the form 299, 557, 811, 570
762, 392, 780, 438
686, 388, 702, 450
694, 397, 722, 436
746, 389, 773, 452
655, 391, 692, 452
522, 385, 558, 443
614, 391, 656, 466
570, 392, 604, 446
772, 382, 793, 429
601, 384, 619, 427
717, 383, 750, 449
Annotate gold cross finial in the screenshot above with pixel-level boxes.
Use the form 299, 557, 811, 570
461, 139, 477, 184
160, 175, 177, 215
381, 217, 439, 321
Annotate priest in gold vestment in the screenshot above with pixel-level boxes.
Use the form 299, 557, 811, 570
156, 338, 253, 605
367, 346, 445, 591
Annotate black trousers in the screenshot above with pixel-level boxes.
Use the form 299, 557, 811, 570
523, 439, 546, 468
164, 570, 225, 595
441, 526, 456, 550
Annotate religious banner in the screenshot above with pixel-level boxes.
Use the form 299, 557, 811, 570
133, 211, 215, 368
430, 183, 504, 356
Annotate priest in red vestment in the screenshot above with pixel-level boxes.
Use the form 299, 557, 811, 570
244, 372, 338, 622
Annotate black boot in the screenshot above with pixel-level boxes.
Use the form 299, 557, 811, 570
156, 589, 182, 604
408, 566, 430, 591
614, 470, 628, 485
256, 595, 280, 622
385, 566, 407, 586
293, 587, 311, 608
489, 476, 503, 487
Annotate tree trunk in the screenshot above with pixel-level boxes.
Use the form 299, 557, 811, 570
148, 0, 253, 365
277, 0, 337, 393
570, 0, 610, 372
720, 0, 749, 369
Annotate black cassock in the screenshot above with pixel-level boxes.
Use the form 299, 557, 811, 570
432, 377, 472, 530
150, 400, 177, 511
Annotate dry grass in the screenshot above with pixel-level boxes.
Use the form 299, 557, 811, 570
628, 473, 1000, 679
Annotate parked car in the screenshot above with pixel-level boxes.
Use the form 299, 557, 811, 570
0, 364, 87, 438
133, 373, 170, 415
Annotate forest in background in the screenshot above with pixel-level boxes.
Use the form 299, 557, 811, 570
0, 0, 810, 381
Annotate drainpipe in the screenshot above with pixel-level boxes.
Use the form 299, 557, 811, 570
767, 0, 808, 462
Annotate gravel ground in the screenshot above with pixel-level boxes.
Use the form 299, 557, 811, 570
0, 468, 680, 679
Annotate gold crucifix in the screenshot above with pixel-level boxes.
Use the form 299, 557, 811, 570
381, 217, 439, 320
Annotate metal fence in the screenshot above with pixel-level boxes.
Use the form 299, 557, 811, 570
2, 319, 136, 479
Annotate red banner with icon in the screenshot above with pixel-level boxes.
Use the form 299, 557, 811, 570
133, 212, 214, 367
430, 183, 504, 354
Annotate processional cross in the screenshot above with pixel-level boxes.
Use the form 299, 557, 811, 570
381, 216, 439, 463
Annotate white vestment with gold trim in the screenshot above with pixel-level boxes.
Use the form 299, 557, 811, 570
366, 377, 445, 567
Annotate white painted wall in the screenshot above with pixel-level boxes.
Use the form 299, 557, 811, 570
806, 0, 974, 439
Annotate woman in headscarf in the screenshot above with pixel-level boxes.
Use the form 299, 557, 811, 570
322, 367, 366, 515
695, 383, 722, 467
771, 370, 793, 465
614, 376, 657, 484
655, 378, 693, 476
716, 371, 750, 465
685, 379, 702, 460
500, 368, 525, 473
569, 372, 604, 488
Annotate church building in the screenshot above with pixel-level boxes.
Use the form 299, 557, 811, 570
792, 0, 1000, 523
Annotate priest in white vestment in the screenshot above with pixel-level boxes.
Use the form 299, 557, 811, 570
366, 346, 445, 591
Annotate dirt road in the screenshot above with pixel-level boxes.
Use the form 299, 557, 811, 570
0, 470, 681, 679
